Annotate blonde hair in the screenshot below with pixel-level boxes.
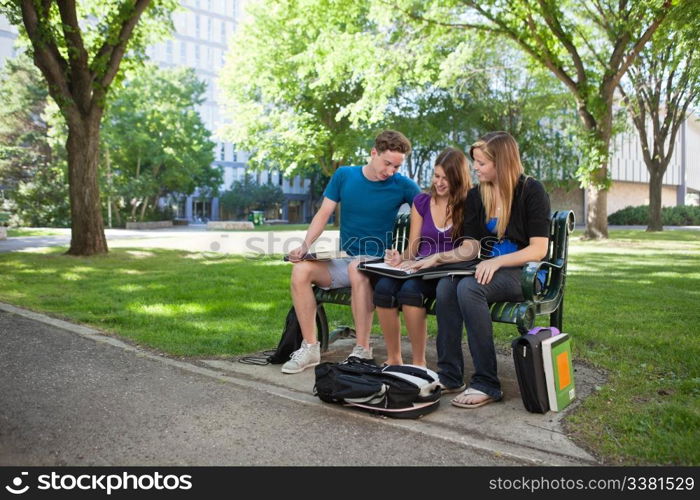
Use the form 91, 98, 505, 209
430, 147, 471, 239
470, 132, 524, 239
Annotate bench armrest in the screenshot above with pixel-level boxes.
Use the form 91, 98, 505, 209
520, 259, 565, 302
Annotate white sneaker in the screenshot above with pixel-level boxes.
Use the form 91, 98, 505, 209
344, 344, 373, 362
281, 341, 321, 374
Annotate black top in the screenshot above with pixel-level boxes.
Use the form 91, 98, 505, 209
461, 175, 551, 254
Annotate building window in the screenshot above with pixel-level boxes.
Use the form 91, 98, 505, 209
221, 21, 226, 42
207, 17, 212, 40
195, 15, 200, 38
219, 143, 225, 161
180, 41, 187, 63
166, 41, 174, 63
194, 45, 200, 66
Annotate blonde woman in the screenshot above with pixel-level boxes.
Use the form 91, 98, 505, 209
412, 132, 551, 406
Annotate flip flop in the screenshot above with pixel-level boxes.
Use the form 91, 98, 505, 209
451, 387, 495, 409
439, 383, 467, 395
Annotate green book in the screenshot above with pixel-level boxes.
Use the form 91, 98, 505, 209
542, 333, 576, 411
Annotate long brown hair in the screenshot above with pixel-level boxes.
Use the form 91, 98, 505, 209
469, 132, 524, 239
430, 147, 471, 240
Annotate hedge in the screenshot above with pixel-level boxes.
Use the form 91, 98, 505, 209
608, 205, 700, 225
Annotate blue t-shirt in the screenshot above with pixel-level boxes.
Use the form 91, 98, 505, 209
324, 166, 420, 257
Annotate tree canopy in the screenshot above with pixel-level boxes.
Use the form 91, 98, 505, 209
101, 64, 220, 223
219, 0, 402, 180
390, 0, 676, 238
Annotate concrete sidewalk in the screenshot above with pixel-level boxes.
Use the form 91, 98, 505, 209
212, 335, 604, 466
0, 302, 604, 466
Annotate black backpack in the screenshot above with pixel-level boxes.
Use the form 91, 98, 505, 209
239, 307, 302, 365
313, 358, 442, 419
267, 307, 303, 364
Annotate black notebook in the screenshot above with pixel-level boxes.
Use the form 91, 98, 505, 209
358, 259, 479, 280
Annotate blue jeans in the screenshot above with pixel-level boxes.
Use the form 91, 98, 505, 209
435, 268, 524, 399
373, 276, 437, 309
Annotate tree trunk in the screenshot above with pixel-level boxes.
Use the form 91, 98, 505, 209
139, 197, 148, 221
647, 167, 664, 232
581, 123, 612, 240
66, 114, 108, 256
583, 168, 609, 239
112, 201, 122, 226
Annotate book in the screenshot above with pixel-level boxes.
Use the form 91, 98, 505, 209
358, 259, 479, 280
283, 250, 347, 262
541, 333, 576, 412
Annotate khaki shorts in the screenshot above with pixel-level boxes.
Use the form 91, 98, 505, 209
319, 256, 374, 290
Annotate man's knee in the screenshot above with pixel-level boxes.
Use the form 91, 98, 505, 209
348, 262, 369, 286
291, 262, 328, 288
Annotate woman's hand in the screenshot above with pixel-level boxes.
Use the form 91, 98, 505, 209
384, 249, 402, 267
409, 254, 439, 271
474, 257, 503, 285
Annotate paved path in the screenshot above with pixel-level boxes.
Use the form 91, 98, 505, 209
0, 226, 340, 255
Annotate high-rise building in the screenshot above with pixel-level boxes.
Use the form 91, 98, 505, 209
0, 15, 18, 65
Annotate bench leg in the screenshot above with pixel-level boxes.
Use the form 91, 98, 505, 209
316, 304, 329, 352
550, 297, 564, 332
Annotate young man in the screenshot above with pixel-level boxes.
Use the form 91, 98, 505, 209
283, 130, 421, 374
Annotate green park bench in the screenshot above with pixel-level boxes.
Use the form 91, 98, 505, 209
304, 210, 575, 351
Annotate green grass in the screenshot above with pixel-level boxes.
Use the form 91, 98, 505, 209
6, 228, 64, 237
0, 248, 354, 356
253, 223, 313, 231
218, 223, 325, 232
0, 230, 698, 465
493, 230, 700, 465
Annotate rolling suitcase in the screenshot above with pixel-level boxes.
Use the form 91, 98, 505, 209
511, 327, 559, 413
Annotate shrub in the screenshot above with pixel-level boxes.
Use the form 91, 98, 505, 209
608, 205, 700, 226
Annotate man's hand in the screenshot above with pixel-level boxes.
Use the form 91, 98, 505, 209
287, 242, 310, 262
